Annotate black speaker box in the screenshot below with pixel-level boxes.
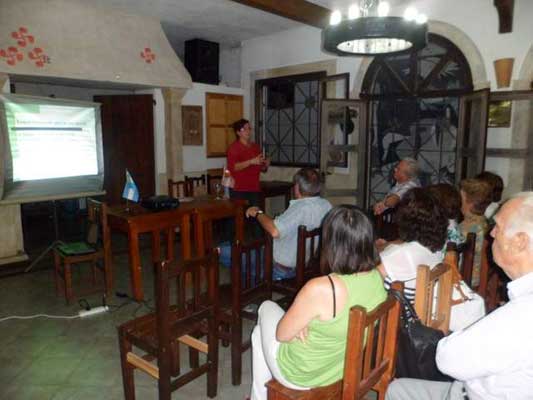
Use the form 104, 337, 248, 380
185, 39, 219, 85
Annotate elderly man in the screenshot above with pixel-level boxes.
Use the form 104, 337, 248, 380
386, 192, 533, 400
246, 168, 332, 280
373, 157, 420, 215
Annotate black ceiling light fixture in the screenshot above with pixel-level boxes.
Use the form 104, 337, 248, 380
322, 0, 428, 56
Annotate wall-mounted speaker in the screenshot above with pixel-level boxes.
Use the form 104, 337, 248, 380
184, 39, 219, 85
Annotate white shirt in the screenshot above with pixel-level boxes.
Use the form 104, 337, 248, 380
436, 271, 533, 400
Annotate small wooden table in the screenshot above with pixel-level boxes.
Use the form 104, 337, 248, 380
107, 198, 245, 301
259, 181, 293, 212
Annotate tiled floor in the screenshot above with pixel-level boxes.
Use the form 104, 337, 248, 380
0, 242, 253, 400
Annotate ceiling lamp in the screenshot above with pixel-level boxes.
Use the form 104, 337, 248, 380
323, 0, 428, 56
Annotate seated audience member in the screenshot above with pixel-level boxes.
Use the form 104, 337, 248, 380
245, 168, 331, 281
378, 188, 447, 303
428, 183, 465, 248
373, 157, 421, 216
386, 193, 533, 400
251, 205, 387, 400
476, 171, 504, 220
459, 178, 492, 287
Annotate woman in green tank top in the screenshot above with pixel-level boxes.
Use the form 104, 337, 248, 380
251, 205, 387, 400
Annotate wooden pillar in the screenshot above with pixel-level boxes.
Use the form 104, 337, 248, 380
162, 88, 188, 188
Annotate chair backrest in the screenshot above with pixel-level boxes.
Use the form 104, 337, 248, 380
342, 293, 401, 399
206, 171, 223, 195
86, 198, 108, 246
231, 236, 273, 292
168, 179, 188, 198
375, 208, 398, 241
185, 175, 207, 197
477, 236, 491, 297
414, 263, 453, 334
295, 225, 322, 289
459, 232, 476, 286
155, 251, 219, 348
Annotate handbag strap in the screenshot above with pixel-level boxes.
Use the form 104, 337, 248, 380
389, 289, 421, 322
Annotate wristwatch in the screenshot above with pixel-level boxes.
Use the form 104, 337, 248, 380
255, 209, 264, 217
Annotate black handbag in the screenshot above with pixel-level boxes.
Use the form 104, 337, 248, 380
390, 289, 454, 382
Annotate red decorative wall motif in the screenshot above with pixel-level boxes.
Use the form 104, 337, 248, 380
2, 26, 50, 68
11, 27, 34, 47
28, 47, 49, 68
140, 47, 156, 63
0, 46, 24, 66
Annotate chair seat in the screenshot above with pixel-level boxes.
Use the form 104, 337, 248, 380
57, 241, 98, 256
266, 377, 342, 399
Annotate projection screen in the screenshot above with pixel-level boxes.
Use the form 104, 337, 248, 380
0, 94, 104, 203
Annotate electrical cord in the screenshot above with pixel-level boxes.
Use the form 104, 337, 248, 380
0, 313, 80, 323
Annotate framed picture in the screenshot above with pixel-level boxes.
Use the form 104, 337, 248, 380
182, 105, 203, 145
488, 100, 512, 127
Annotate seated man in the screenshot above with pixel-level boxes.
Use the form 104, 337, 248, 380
246, 168, 332, 280
373, 157, 420, 215
386, 192, 533, 400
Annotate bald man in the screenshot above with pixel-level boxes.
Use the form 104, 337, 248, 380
386, 192, 533, 400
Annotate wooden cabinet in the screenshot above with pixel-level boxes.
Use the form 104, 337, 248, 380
206, 93, 243, 157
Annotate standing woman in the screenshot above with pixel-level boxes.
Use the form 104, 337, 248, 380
227, 119, 269, 207
250, 205, 387, 400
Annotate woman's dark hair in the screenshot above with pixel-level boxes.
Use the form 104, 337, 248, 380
396, 188, 447, 253
427, 183, 462, 221
232, 118, 249, 133
320, 205, 377, 275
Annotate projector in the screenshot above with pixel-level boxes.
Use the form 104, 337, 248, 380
141, 195, 180, 210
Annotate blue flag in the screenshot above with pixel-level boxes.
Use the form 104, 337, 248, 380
122, 170, 140, 202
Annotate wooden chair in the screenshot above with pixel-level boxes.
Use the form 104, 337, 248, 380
272, 225, 322, 307
206, 170, 223, 196
118, 251, 220, 399
53, 198, 112, 304
185, 174, 207, 197
266, 291, 402, 400
217, 237, 273, 385
458, 232, 476, 286
477, 236, 508, 311
414, 263, 453, 334
167, 179, 188, 198
375, 208, 398, 241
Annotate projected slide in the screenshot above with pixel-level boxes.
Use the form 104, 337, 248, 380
5, 101, 98, 182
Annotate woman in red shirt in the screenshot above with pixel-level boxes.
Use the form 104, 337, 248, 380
227, 118, 269, 237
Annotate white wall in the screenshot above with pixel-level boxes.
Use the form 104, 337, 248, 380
220, 45, 242, 88
181, 82, 244, 173
240, 0, 533, 192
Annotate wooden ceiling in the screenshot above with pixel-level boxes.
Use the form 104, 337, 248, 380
229, 0, 331, 29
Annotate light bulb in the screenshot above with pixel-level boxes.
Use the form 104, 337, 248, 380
415, 13, 428, 24
377, 1, 390, 17
330, 10, 342, 25
403, 6, 418, 21
348, 4, 360, 19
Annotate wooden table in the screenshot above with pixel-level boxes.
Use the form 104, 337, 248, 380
107, 198, 245, 301
259, 181, 293, 211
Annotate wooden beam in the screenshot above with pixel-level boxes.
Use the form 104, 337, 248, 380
229, 0, 330, 29
494, 0, 514, 33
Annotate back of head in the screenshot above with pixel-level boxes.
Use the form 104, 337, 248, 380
476, 171, 504, 202
293, 168, 322, 197
427, 183, 462, 221
396, 188, 447, 252
320, 205, 377, 275
402, 157, 420, 180
460, 178, 492, 216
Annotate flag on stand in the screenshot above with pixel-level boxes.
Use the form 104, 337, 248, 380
122, 170, 140, 202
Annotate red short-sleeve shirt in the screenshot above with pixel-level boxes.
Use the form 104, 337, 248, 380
227, 140, 262, 192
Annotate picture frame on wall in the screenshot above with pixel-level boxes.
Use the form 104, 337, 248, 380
488, 100, 512, 128
182, 105, 203, 145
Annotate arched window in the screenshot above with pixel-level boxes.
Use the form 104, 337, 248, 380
362, 34, 473, 203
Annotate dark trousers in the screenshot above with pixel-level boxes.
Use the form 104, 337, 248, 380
229, 190, 264, 241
